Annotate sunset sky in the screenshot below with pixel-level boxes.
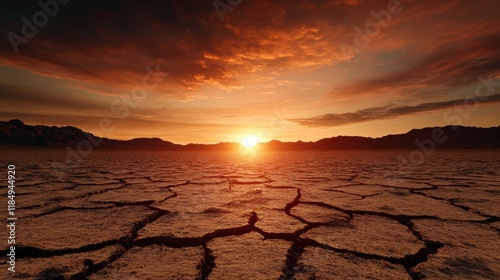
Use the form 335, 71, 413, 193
0, 0, 499, 144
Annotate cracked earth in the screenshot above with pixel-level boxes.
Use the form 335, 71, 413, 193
1, 150, 499, 279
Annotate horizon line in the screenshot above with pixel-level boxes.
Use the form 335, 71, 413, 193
2, 118, 500, 146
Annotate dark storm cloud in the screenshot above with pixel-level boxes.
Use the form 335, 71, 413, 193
291, 93, 500, 127
1, 0, 499, 98
0, 0, 237, 90
0, 0, 386, 95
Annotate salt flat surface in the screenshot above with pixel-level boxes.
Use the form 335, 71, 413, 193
137, 211, 246, 239
303, 215, 423, 259
90, 245, 202, 280
412, 219, 500, 279
0, 245, 121, 280
294, 247, 410, 279
208, 232, 291, 279
0, 150, 499, 279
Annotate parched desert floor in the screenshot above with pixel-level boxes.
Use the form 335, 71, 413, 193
1, 150, 499, 279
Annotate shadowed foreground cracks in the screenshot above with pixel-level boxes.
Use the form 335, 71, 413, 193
2, 186, 467, 280
5, 173, 499, 279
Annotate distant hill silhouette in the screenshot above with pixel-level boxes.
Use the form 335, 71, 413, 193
263, 126, 500, 150
0, 119, 180, 150
1, 119, 499, 150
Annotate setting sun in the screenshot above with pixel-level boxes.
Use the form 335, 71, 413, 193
241, 136, 259, 148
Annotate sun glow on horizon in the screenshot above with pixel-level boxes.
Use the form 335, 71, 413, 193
241, 136, 259, 148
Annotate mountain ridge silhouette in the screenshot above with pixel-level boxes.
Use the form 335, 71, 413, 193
1, 119, 499, 150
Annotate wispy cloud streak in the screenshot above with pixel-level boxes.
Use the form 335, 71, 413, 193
290, 94, 500, 127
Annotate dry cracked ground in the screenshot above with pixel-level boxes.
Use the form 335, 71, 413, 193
1, 150, 499, 279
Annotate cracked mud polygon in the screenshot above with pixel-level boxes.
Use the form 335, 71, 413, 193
1, 150, 499, 279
